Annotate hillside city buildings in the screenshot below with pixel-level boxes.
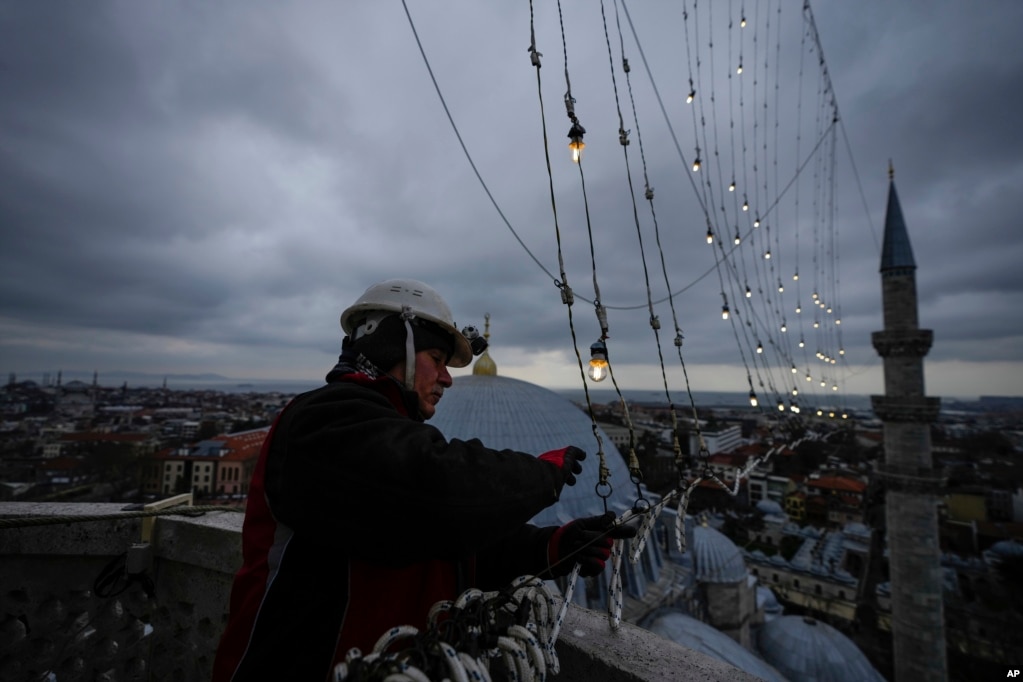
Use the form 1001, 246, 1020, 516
1, 370, 1021, 679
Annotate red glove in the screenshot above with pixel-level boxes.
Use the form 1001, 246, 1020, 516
538, 445, 585, 488
546, 512, 637, 577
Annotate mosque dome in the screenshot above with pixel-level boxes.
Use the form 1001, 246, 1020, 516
690, 522, 748, 583
648, 611, 787, 682
984, 538, 1023, 567
430, 373, 640, 526
757, 616, 885, 682
756, 585, 783, 621
756, 499, 785, 516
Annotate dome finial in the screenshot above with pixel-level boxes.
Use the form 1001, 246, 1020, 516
888, 159, 894, 181
472, 313, 498, 376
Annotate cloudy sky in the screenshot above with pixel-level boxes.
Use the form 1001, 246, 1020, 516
2, 0, 1021, 403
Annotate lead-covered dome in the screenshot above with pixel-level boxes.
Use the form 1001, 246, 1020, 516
691, 522, 748, 583
757, 616, 885, 682
430, 374, 640, 526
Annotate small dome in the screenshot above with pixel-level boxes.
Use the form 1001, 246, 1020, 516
758, 616, 885, 682
691, 523, 747, 583
757, 586, 784, 620
756, 499, 785, 516
984, 538, 1023, 566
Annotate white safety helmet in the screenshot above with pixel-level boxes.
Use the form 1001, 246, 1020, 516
340, 280, 475, 389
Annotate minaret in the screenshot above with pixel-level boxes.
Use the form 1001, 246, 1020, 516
870, 164, 947, 681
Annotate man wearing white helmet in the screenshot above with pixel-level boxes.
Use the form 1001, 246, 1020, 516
214, 279, 633, 682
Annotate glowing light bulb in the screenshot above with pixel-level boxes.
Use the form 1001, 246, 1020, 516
813, 320, 819, 329
812, 292, 819, 300
798, 337, 805, 348
734, 233, 741, 245
588, 341, 608, 382
793, 272, 799, 281
791, 364, 797, 373
746, 286, 752, 298
816, 409, 823, 417
729, 180, 736, 192
567, 123, 586, 163
806, 373, 812, 382
756, 342, 763, 353
749, 390, 758, 407
826, 307, 832, 314
692, 157, 702, 172
753, 216, 761, 228
778, 282, 784, 293
835, 319, 841, 325
820, 379, 826, 387
737, 63, 743, 75
687, 89, 696, 104
777, 401, 785, 412
742, 199, 749, 211
842, 413, 848, 419
721, 305, 730, 320
780, 322, 787, 332
832, 384, 838, 391
764, 250, 771, 260
796, 304, 802, 314
791, 403, 800, 414
792, 387, 799, 396
706, 229, 714, 245
741, 16, 747, 28
839, 347, 845, 356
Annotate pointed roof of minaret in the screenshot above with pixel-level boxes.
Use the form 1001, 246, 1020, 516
880, 161, 916, 272
472, 313, 497, 376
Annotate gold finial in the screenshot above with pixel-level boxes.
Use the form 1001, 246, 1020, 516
472, 313, 498, 376
888, 159, 894, 181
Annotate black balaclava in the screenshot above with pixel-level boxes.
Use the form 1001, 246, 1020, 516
348, 313, 454, 375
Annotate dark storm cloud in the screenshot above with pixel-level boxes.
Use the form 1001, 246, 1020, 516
1, 1, 1020, 398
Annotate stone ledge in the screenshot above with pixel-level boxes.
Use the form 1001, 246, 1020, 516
1, 503, 761, 682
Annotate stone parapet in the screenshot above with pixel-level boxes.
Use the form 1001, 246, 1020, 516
0, 503, 755, 682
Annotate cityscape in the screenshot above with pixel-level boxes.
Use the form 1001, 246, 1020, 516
1, 369, 1021, 679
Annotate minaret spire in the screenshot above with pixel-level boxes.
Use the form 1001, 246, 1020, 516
871, 170, 947, 681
